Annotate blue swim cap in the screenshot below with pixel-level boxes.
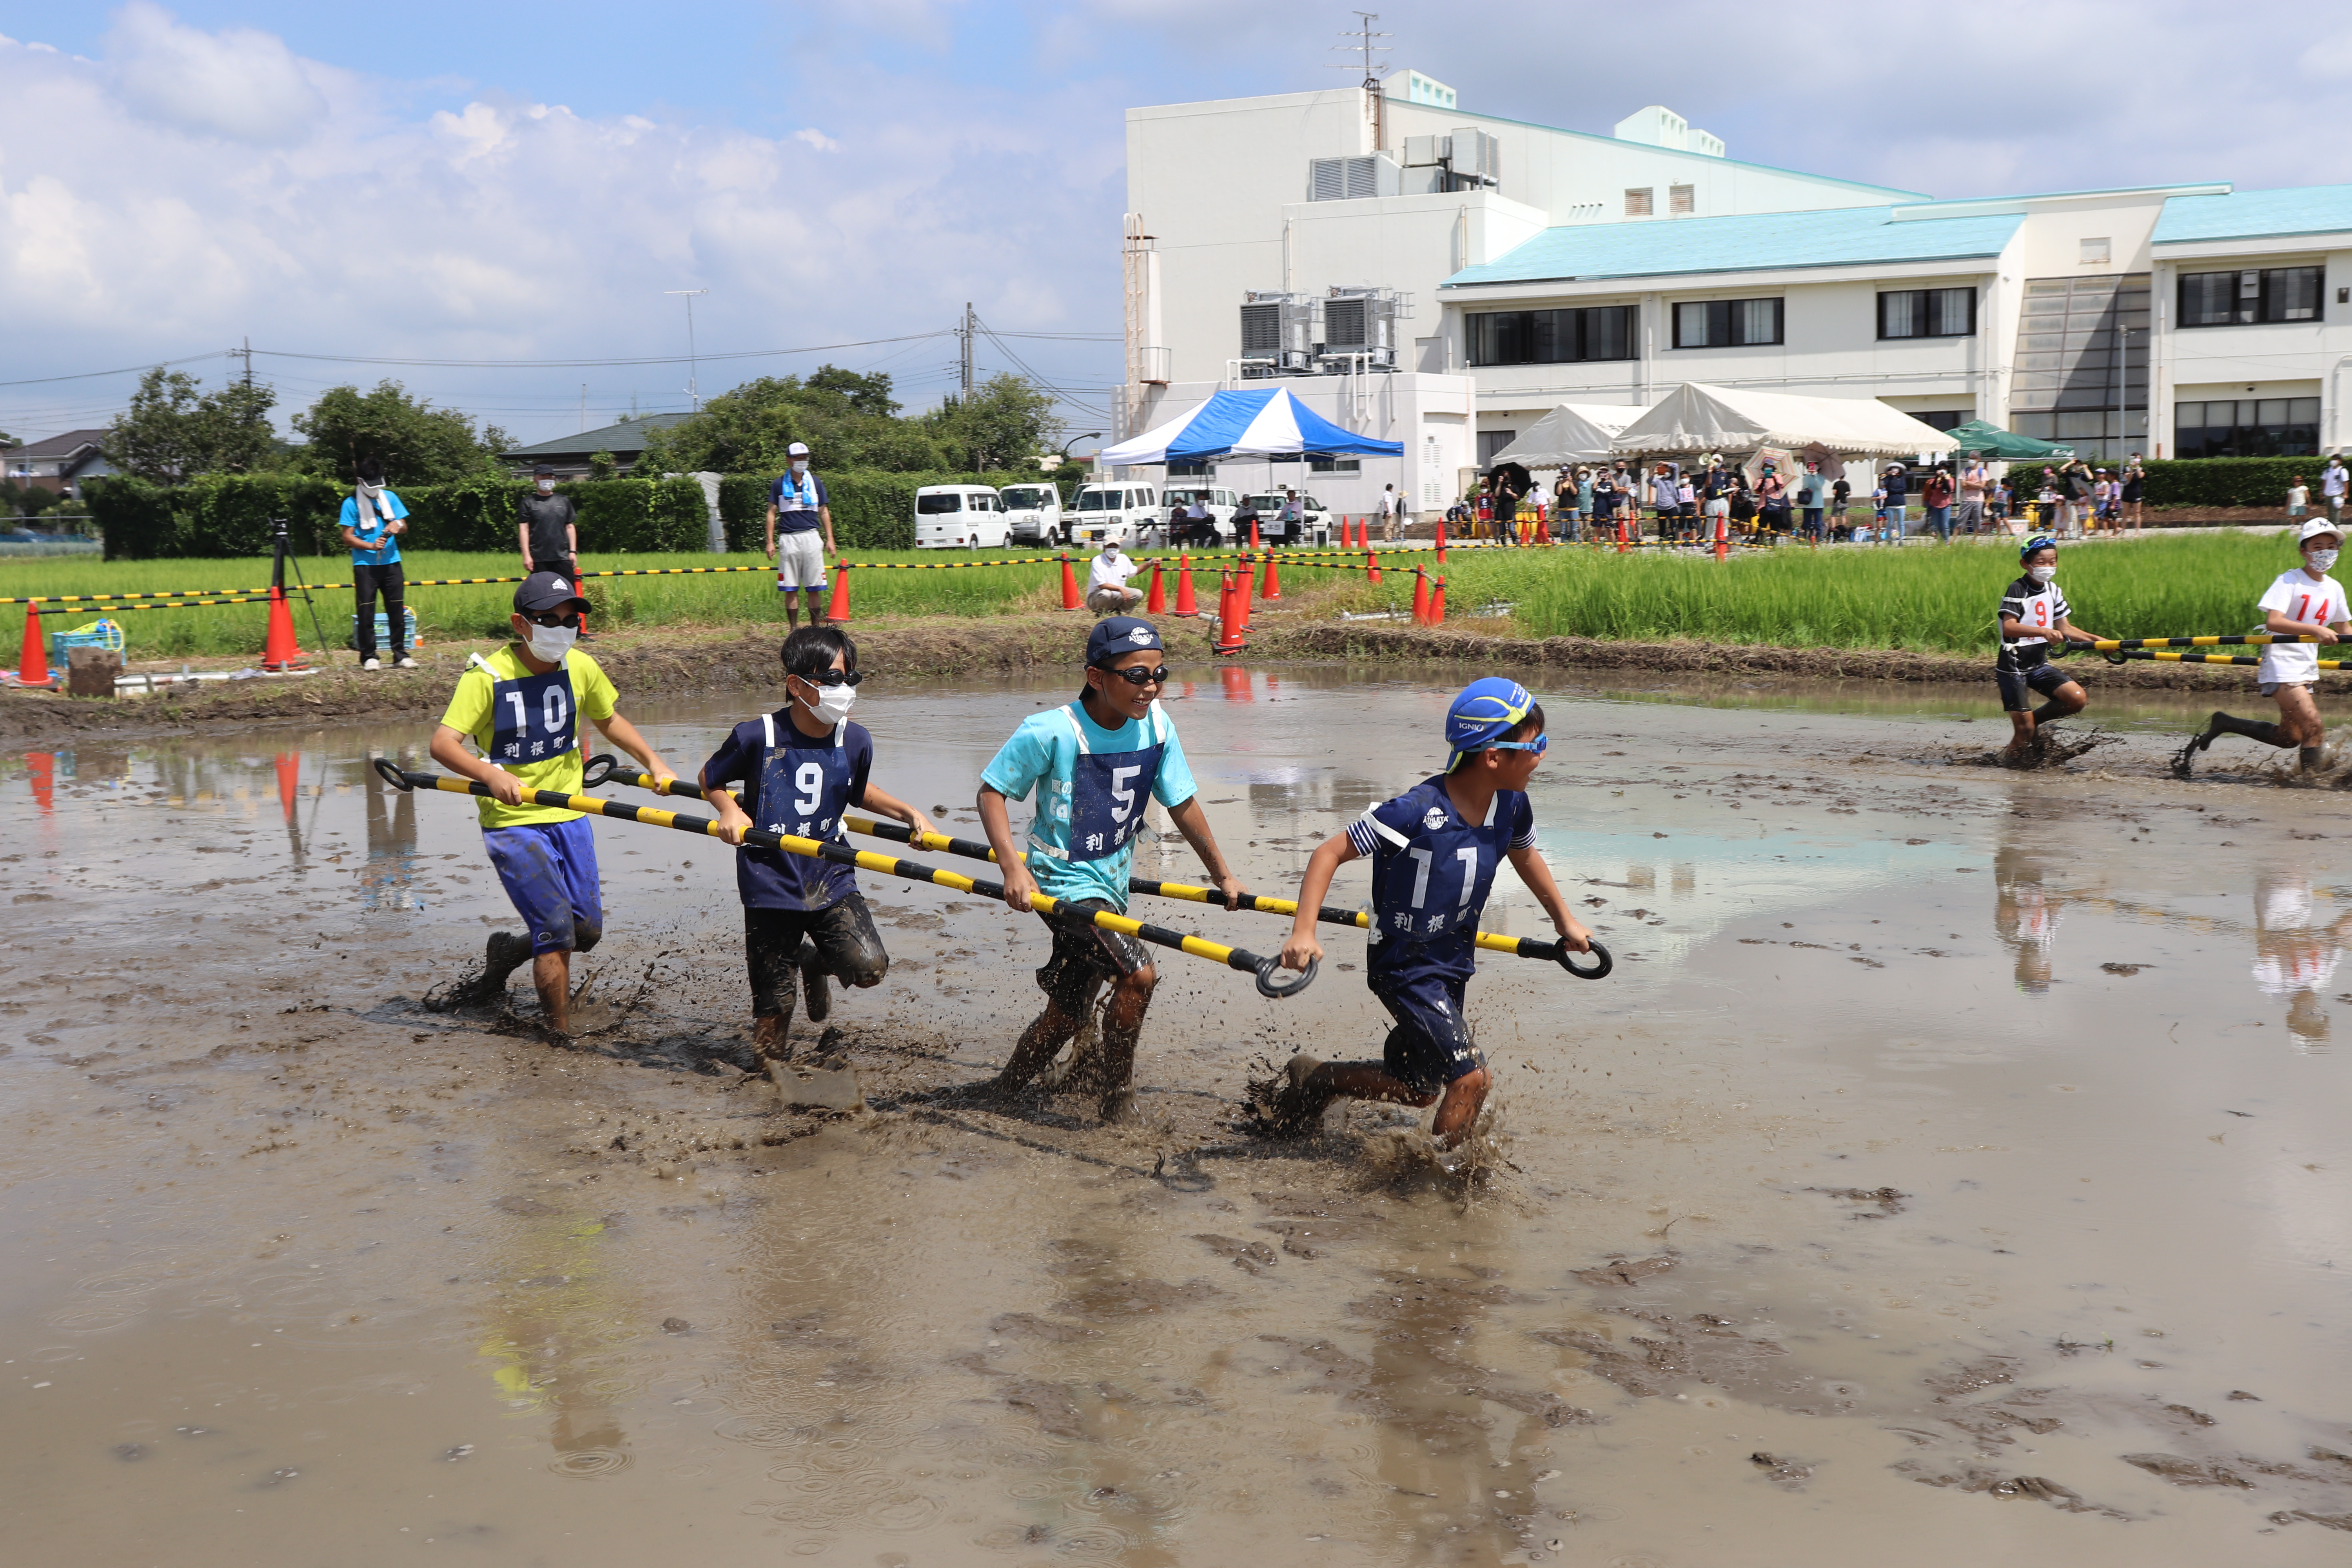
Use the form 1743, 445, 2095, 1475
1446, 677, 1536, 769
2020, 535, 2057, 561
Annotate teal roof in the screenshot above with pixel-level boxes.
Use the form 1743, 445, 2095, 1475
2152, 185, 2352, 246
1443, 204, 2023, 289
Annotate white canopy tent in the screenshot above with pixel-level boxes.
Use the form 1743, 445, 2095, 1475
1486, 402, 1644, 467
1609, 383, 1958, 462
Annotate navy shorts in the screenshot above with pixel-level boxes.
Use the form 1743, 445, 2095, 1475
481, 816, 603, 956
1996, 659, 2074, 713
1370, 973, 1485, 1094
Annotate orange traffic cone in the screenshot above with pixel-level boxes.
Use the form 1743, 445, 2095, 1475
1617, 516, 1630, 554
1430, 575, 1447, 623
1535, 515, 1552, 544
1249, 518, 1261, 550
1058, 553, 1082, 611
1715, 513, 1730, 562
1236, 562, 1254, 631
261, 585, 305, 671
1261, 552, 1281, 601
1410, 568, 1431, 625
825, 560, 853, 622
15, 599, 52, 688
1145, 558, 1166, 614
1435, 519, 1447, 564
1365, 549, 1381, 586
1213, 572, 1247, 655
1171, 554, 1200, 617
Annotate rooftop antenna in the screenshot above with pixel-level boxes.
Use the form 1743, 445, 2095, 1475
1327, 11, 1393, 150
665, 288, 708, 411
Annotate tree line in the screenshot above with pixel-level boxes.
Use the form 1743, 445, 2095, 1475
92, 363, 1059, 487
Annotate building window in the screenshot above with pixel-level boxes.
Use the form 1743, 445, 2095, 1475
2079, 237, 2111, 265
1906, 411, 1971, 432
1307, 456, 1361, 474
1669, 184, 1695, 216
1465, 305, 1636, 367
1672, 298, 1782, 348
2173, 397, 2321, 459
2178, 266, 2323, 328
1624, 188, 1653, 217
1878, 288, 1976, 339
1165, 460, 1209, 477
2009, 274, 2149, 463
1477, 430, 1517, 466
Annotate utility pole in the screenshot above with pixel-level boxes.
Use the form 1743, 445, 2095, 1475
580, 384, 588, 434
959, 302, 975, 399
666, 289, 709, 411
240, 336, 253, 390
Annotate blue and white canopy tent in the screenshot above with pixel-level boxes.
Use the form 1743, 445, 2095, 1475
1099, 386, 1404, 467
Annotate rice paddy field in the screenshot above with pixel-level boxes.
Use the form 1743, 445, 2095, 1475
0, 531, 2308, 661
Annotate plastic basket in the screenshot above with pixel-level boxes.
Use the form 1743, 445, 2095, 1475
347, 609, 421, 651
50, 617, 126, 658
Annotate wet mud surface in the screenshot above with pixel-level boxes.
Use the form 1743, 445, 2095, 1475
5, 667, 2352, 1564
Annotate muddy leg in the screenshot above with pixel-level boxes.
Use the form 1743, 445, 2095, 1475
533, 951, 572, 1036
1087, 964, 1157, 1123
992, 1000, 1088, 1094
2175, 710, 2289, 775
1428, 1067, 1492, 1148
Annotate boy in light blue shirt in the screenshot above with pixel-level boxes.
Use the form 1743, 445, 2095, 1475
339, 456, 411, 669
976, 616, 1247, 1123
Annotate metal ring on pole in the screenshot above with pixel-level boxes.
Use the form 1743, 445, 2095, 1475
372, 757, 416, 792
581, 752, 620, 788
1556, 939, 1613, 980
1255, 955, 1317, 998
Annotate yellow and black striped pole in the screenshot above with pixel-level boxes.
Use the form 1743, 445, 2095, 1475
584, 757, 1610, 979
2103, 649, 2345, 669
374, 760, 1314, 997
2091, 635, 2328, 650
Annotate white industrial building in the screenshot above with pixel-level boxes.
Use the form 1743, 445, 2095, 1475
1118, 70, 2352, 500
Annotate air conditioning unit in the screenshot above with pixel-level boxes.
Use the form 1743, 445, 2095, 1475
1241, 291, 1317, 373
1318, 287, 1413, 371
1448, 127, 1500, 185
1307, 154, 1402, 202
1401, 134, 1447, 168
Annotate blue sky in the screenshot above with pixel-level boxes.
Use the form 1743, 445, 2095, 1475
2, 1, 2347, 448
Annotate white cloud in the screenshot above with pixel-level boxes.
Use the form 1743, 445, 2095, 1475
105, 0, 330, 145
793, 127, 840, 153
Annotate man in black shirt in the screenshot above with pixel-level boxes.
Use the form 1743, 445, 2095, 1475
517, 463, 578, 578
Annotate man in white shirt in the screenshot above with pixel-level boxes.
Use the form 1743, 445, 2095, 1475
1085, 539, 1143, 615
1378, 484, 1399, 543
2177, 518, 2348, 775
2325, 457, 2349, 526
1957, 460, 1989, 535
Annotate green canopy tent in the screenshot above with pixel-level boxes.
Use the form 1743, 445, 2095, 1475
1944, 420, 2075, 461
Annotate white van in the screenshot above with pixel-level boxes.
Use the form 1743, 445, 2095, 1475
998, 483, 1067, 547
1067, 482, 1158, 548
914, 485, 1007, 550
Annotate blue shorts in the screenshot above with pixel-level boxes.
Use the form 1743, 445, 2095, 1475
481, 817, 603, 956
1370, 973, 1484, 1094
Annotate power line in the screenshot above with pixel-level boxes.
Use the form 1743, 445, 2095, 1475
0, 351, 232, 389
248, 330, 953, 371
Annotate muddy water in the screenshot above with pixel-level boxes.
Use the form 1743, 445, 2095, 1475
4, 666, 2350, 1566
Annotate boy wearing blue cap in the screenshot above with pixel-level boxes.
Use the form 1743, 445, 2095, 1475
976, 615, 1248, 1123
1272, 677, 1590, 1149
1997, 536, 2109, 761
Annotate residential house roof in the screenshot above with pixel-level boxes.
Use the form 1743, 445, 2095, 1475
5, 428, 109, 461
1441, 203, 2025, 289
2151, 184, 2352, 247
496, 413, 690, 462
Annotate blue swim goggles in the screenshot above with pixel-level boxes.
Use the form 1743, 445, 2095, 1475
1486, 734, 1549, 755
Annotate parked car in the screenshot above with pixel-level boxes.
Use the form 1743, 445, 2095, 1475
1239, 492, 1332, 546
1066, 482, 1160, 548
914, 484, 1008, 549
998, 483, 1067, 546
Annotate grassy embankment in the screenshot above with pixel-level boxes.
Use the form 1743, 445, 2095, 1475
0, 532, 2307, 662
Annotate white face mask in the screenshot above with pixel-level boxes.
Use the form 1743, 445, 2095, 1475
2027, 564, 2057, 585
798, 679, 855, 726
2309, 549, 2340, 572
791, 460, 809, 474
536, 479, 555, 494
525, 622, 577, 662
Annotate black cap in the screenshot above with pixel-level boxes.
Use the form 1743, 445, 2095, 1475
1086, 615, 1163, 667
533, 462, 555, 477
515, 570, 590, 615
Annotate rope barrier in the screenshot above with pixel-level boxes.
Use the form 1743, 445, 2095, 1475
584, 757, 1611, 979
374, 760, 1315, 998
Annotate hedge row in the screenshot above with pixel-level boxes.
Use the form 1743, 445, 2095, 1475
87, 469, 1061, 559
2141, 457, 2338, 509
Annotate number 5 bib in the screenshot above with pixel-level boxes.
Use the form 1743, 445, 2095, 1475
1060, 702, 1164, 863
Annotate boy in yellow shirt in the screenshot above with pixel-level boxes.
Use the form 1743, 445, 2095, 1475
430, 572, 677, 1033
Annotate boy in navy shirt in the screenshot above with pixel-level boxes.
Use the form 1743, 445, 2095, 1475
704, 626, 934, 1060
1272, 678, 1591, 1150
